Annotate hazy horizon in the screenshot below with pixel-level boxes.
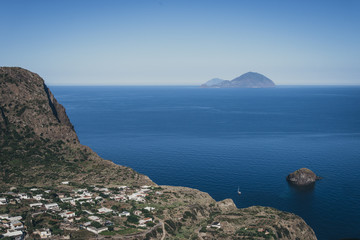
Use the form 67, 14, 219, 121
1, 0, 360, 86
48, 83, 360, 87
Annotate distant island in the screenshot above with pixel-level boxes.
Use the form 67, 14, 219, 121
201, 72, 276, 88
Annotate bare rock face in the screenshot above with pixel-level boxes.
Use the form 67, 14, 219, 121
0, 67, 154, 186
0, 67, 78, 142
216, 198, 237, 212
287, 168, 320, 186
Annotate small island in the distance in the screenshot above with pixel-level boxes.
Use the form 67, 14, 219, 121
201, 72, 276, 88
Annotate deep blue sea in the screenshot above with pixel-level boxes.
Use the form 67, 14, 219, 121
51, 86, 360, 240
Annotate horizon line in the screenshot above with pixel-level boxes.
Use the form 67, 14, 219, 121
48, 84, 360, 87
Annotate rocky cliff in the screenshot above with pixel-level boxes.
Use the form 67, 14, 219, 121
0, 67, 316, 239
0, 67, 152, 186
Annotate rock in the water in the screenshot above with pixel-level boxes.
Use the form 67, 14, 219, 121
287, 168, 320, 186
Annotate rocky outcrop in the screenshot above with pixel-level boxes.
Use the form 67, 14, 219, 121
216, 198, 237, 212
0, 67, 78, 142
0, 67, 153, 186
287, 168, 321, 186
201, 72, 275, 88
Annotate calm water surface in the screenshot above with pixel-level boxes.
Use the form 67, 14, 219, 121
51, 86, 360, 240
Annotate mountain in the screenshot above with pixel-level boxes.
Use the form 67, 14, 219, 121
0, 67, 316, 239
0, 67, 152, 187
201, 78, 225, 87
201, 72, 275, 88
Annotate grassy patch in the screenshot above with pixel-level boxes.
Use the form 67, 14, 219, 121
116, 228, 140, 235
99, 230, 116, 236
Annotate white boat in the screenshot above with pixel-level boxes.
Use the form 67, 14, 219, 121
237, 187, 241, 195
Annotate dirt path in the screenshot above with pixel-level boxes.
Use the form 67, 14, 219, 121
97, 222, 162, 239
160, 220, 166, 240
195, 226, 204, 240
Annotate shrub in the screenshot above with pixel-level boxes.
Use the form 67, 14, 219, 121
126, 215, 139, 224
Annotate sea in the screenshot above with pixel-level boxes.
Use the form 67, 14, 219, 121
51, 86, 360, 240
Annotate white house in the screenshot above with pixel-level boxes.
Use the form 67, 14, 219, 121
88, 216, 101, 222
128, 193, 146, 202
86, 226, 108, 234
59, 211, 76, 218
139, 217, 153, 225
10, 220, 24, 230
60, 197, 73, 202
144, 207, 155, 212
97, 207, 112, 214
30, 203, 43, 208
34, 228, 51, 239
44, 203, 59, 210
83, 210, 94, 215
8, 216, 22, 221
211, 222, 221, 229
141, 188, 151, 193
33, 194, 43, 201
61, 181, 69, 185
2, 229, 23, 238
78, 191, 92, 197
18, 193, 29, 199
0, 198, 7, 205
110, 194, 126, 201
0, 214, 9, 219
119, 211, 130, 217
83, 222, 91, 227
57, 193, 65, 198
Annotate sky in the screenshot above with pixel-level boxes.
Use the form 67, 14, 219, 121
1, 0, 360, 85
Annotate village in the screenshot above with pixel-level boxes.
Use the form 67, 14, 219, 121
0, 182, 170, 239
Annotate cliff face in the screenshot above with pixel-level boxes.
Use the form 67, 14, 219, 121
0, 67, 77, 142
0, 67, 153, 186
0, 67, 317, 239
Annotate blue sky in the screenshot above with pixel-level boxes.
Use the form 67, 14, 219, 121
1, 0, 360, 85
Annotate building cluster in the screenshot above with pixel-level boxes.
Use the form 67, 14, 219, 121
0, 184, 161, 239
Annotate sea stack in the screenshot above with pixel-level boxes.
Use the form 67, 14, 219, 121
286, 168, 321, 186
